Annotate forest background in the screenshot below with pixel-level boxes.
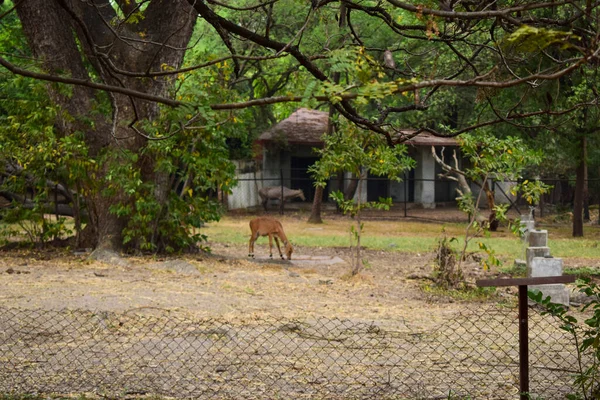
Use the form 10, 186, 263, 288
0, 0, 599, 257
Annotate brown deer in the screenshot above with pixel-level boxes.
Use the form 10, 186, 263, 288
248, 217, 293, 260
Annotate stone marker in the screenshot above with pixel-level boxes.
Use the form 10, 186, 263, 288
524, 229, 570, 306
528, 230, 548, 247
529, 258, 570, 306
526, 247, 551, 273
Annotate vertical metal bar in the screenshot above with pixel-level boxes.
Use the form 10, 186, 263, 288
404, 171, 408, 218
279, 169, 284, 215
518, 285, 529, 400
54, 183, 59, 221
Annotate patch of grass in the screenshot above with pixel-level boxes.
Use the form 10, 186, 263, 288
421, 284, 498, 301
499, 261, 527, 277
204, 216, 600, 261
564, 266, 600, 279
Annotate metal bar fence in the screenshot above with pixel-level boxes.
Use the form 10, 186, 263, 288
229, 169, 600, 223
0, 303, 585, 399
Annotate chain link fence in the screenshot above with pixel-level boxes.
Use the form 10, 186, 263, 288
0, 302, 585, 399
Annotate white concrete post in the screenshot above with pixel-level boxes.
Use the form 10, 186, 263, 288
414, 147, 436, 208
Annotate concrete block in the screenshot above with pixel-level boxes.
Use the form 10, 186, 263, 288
529, 284, 570, 306
526, 247, 551, 272
528, 230, 548, 247
520, 219, 535, 241
520, 214, 534, 222
529, 256, 563, 277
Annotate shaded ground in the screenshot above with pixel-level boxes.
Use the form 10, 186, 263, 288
0, 205, 598, 329
0, 244, 454, 329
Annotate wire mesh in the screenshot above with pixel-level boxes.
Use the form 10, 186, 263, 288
0, 303, 583, 399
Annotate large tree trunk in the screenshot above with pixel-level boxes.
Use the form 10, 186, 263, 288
307, 3, 347, 224
573, 137, 586, 237
482, 180, 499, 231
583, 137, 590, 222
307, 186, 324, 224
16, 0, 195, 251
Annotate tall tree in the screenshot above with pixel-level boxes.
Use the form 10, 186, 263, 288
3, 1, 600, 250
12, 0, 196, 252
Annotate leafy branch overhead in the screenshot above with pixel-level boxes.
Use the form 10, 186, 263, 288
2, 1, 599, 140
1, 0, 598, 252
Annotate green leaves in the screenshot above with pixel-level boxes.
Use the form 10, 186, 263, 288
310, 121, 415, 185
505, 25, 578, 53
529, 278, 600, 399
309, 117, 415, 275
458, 133, 545, 182
511, 179, 552, 206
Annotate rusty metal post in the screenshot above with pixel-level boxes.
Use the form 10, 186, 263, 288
518, 285, 529, 400
404, 171, 408, 218
476, 276, 575, 400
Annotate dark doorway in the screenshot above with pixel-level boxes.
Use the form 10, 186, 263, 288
407, 168, 415, 202
291, 157, 328, 202
367, 172, 389, 201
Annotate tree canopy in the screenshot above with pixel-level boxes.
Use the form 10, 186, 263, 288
1, 0, 599, 252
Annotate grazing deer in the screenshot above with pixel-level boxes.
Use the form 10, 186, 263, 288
248, 217, 293, 260
258, 186, 305, 211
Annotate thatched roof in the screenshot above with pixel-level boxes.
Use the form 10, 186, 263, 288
258, 108, 327, 146
257, 108, 457, 147
402, 131, 459, 147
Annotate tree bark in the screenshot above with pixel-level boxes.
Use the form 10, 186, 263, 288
16, 0, 196, 251
307, 3, 346, 224
482, 180, 499, 231
573, 137, 586, 237
307, 186, 324, 224
583, 136, 590, 222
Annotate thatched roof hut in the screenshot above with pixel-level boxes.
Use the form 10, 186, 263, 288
257, 108, 458, 147
257, 108, 327, 146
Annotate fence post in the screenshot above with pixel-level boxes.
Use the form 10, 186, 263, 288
518, 284, 529, 400
403, 171, 408, 218
476, 276, 575, 400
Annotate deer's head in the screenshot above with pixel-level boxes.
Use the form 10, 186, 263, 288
284, 241, 294, 260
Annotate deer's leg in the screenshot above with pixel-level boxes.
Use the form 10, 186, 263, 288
248, 232, 257, 258
267, 234, 274, 258
274, 236, 284, 259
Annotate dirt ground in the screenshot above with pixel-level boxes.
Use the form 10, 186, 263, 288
0, 245, 450, 330
1, 208, 598, 399
0, 206, 597, 330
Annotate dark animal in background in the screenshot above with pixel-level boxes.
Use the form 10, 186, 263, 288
258, 186, 305, 211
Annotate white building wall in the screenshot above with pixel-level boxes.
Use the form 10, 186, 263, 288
494, 180, 517, 204
228, 161, 263, 210
414, 147, 436, 208
352, 179, 368, 204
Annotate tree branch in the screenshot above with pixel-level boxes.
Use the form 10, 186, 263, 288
0, 55, 184, 107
